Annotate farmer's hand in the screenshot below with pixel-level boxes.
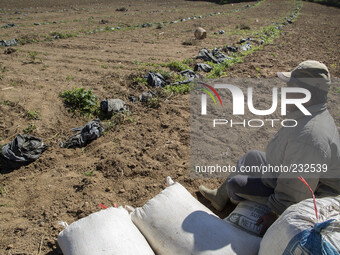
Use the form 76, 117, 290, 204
256, 211, 278, 237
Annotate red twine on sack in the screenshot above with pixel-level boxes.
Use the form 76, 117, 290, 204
298, 176, 318, 220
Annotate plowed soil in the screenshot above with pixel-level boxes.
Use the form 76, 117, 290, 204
0, 0, 339, 254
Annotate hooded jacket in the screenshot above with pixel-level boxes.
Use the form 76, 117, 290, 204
262, 103, 340, 214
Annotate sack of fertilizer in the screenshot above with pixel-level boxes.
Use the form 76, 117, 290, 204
131, 177, 262, 255
57, 206, 155, 255
259, 196, 340, 255
224, 200, 271, 236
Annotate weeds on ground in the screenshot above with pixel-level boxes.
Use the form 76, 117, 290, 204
101, 64, 108, 69
18, 34, 39, 45
102, 110, 135, 132
25, 110, 41, 120
133, 77, 147, 86
146, 97, 160, 108
26, 51, 42, 64
0, 187, 7, 196
0, 64, 7, 73
59, 87, 98, 116
206, 56, 243, 78
167, 61, 191, 72
47, 32, 78, 40
23, 123, 36, 134
165, 83, 191, 94
84, 170, 94, 177
66, 75, 74, 81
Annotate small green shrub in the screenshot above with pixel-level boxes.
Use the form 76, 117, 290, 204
165, 83, 191, 94
133, 77, 147, 85
59, 87, 98, 116
84, 170, 94, 176
27, 51, 42, 63
23, 123, 36, 134
167, 61, 191, 72
146, 97, 160, 108
25, 110, 41, 120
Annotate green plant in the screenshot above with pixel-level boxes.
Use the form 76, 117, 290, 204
84, 170, 94, 177
133, 77, 147, 85
23, 123, 36, 134
146, 97, 160, 108
0, 187, 8, 196
27, 51, 42, 63
167, 61, 191, 72
66, 75, 74, 81
165, 83, 191, 94
101, 64, 108, 69
25, 110, 41, 120
0, 64, 7, 73
48, 32, 78, 40
59, 87, 98, 116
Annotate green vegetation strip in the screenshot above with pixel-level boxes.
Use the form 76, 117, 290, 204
133, 0, 302, 95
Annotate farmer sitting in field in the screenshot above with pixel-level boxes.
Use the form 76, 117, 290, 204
199, 60, 340, 236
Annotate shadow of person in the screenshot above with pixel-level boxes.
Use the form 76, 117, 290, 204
182, 210, 262, 254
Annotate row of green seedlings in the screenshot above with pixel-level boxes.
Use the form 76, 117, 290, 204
15, 0, 264, 46
135, 0, 302, 83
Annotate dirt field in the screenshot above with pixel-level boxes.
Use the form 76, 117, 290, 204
0, 0, 339, 254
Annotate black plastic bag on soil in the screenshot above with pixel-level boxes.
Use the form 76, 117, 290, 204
194, 63, 212, 72
60, 120, 104, 149
240, 43, 252, 51
173, 69, 198, 85
100, 99, 129, 117
145, 72, 167, 87
2, 134, 47, 168
197, 48, 232, 64
0, 38, 18, 47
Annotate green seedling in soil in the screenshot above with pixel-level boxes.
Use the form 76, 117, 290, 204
330, 63, 337, 69
66, 75, 74, 81
25, 110, 41, 120
0, 64, 7, 73
0, 187, 8, 196
59, 87, 99, 116
84, 170, 94, 177
27, 51, 42, 64
167, 61, 191, 72
41, 64, 49, 71
165, 83, 191, 94
133, 77, 147, 86
101, 64, 108, 69
146, 97, 160, 108
23, 123, 36, 134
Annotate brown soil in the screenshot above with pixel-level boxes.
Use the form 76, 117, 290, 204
0, 0, 339, 254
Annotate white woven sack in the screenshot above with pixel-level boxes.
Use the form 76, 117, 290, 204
58, 206, 155, 255
131, 177, 262, 255
259, 196, 340, 255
